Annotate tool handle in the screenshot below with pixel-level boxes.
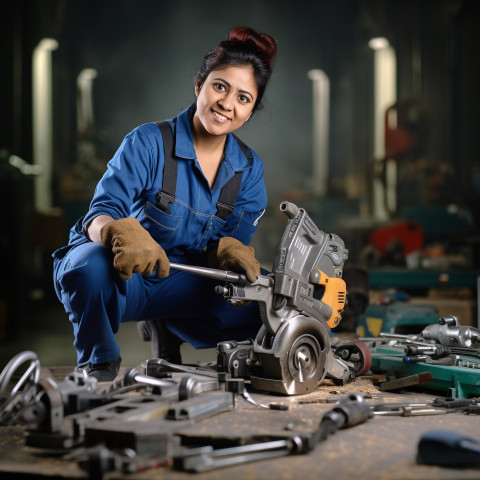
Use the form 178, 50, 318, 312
169, 262, 248, 286
124, 368, 177, 390
333, 399, 373, 428
418, 429, 480, 466
279, 201, 299, 219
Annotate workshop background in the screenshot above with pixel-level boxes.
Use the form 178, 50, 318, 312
1, 0, 479, 368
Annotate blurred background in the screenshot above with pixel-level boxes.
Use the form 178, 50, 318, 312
1, 0, 479, 368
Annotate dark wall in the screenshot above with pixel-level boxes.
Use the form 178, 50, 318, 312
1, 0, 479, 277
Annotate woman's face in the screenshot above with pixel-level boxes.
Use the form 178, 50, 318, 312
194, 64, 257, 137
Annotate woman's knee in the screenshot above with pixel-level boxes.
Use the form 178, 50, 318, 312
59, 243, 116, 293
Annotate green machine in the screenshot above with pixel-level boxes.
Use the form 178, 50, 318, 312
360, 316, 480, 398
368, 344, 480, 398
356, 303, 439, 338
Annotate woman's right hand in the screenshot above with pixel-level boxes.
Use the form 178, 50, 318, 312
100, 217, 170, 280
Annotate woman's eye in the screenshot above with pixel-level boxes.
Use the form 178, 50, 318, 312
239, 95, 249, 104
214, 83, 226, 91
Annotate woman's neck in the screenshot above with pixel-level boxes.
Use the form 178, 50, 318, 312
192, 117, 227, 188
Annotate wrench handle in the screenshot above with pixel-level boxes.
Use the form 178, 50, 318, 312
169, 262, 248, 286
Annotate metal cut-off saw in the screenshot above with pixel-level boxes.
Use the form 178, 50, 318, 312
171, 201, 369, 395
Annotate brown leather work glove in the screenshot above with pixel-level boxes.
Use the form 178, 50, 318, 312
101, 217, 170, 281
216, 236, 260, 283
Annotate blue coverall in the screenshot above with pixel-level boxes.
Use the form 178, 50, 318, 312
53, 104, 267, 367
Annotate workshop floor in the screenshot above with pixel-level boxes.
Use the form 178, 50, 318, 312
0, 301, 217, 371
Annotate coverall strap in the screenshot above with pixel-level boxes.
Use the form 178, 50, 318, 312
155, 121, 177, 212
215, 171, 242, 220
155, 122, 253, 220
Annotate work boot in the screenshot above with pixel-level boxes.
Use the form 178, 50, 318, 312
84, 356, 122, 382
137, 319, 182, 364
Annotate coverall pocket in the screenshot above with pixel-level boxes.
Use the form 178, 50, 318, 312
207, 215, 227, 241
140, 201, 181, 246
209, 210, 258, 246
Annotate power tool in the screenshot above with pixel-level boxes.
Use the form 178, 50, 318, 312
171, 201, 363, 395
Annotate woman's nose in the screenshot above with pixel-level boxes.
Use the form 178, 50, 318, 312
218, 92, 234, 110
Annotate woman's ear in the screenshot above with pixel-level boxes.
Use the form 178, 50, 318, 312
194, 82, 201, 96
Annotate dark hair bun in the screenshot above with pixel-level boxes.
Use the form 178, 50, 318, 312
228, 25, 277, 70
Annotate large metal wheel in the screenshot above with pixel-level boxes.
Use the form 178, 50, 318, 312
253, 315, 330, 395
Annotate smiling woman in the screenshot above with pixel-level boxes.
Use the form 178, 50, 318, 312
52, 26, 278, 381
192, 26, 277, 185
193, 65, 259, 185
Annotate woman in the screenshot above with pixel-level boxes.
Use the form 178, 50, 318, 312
53, 25, 277, 381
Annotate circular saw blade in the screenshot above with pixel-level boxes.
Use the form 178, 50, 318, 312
253, 315, 331, 395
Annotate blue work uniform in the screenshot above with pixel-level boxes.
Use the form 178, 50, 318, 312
53, 103, 267, 367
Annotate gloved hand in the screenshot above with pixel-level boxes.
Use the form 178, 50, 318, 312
101, 217, 170, 281
216, 236, 260, 283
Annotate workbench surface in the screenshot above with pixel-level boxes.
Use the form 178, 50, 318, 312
1, 366, 479, 480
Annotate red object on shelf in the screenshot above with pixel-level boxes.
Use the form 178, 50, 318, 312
370, 221, 424, 256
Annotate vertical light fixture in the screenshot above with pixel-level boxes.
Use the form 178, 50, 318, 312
32, 38, 58, 212
308, 69, 330, 196
369, 37, 397, 220
77, 68, 98, 136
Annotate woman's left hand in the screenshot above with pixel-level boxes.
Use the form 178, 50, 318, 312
216, 236, 260, 283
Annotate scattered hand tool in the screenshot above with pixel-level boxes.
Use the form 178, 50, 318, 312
146, 358, 218, 378
173, 394, 372, 472
431, 397, 480, 409
362, 322, 480, 398
380, 372, 433, 391
373, 405, 452, 417
124, 367, 217, 399
463, 405, 480, 415
0, 350, 41, 426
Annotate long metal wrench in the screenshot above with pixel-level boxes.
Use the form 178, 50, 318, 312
174, 439, 296, 472
169, 262, 248, 286
373, 406, 454, 416
174, 396, 372, 472
124, 368, 179, 390
146, 358, 219, 379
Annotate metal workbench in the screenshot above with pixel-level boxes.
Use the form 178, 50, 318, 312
1, 365, 480, 480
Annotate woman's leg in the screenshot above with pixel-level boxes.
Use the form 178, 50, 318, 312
54, 245, 263, 364
139, 269, 263, 349
53, 242, 147, 366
